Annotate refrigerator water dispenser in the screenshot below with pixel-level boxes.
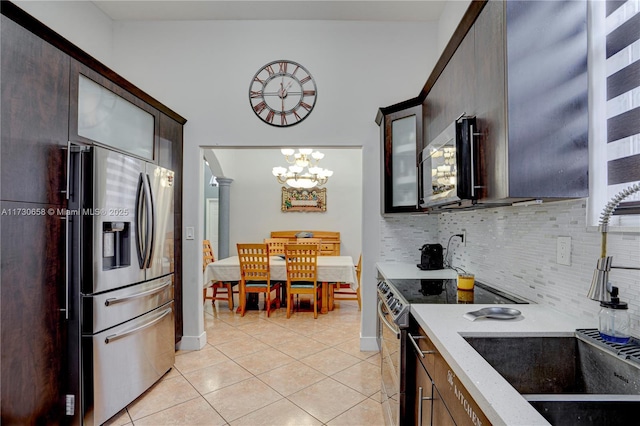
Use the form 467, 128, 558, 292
102, 222, 130, 269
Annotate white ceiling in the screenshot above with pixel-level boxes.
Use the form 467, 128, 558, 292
92, 0, 447, 22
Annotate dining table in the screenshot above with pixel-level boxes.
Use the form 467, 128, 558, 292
203, 255, 358, 314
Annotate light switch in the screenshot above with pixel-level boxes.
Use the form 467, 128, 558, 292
186, 226, 195, 240
557, 236, 571, 266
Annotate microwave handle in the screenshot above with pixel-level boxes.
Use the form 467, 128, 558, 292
470, 124, 476, 198
417, 149, 423, 207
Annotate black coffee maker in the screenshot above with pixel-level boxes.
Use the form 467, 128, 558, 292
417, 244, 444, 270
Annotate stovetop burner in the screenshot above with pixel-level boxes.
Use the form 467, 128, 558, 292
377, 276, 529, 329
387, 278, 529, 305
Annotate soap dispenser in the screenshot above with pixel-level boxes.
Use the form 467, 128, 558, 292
598, 286, 630, 344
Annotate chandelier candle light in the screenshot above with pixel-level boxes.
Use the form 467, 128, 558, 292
272, 148, 333, 189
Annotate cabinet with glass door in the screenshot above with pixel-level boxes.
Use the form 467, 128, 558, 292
378, 102, 423, 213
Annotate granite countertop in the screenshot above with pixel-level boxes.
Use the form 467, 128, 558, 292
376, 262, 599, 426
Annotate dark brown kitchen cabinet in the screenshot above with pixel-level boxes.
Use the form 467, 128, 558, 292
407, 315, 489, 426
69, 60, 161, 156
1, 14, 69, 424
381, 0, 589, 214
378, 103, 423, 214
159, 113, 184, 343
414, 359, 435, 425
424, 24, 476, 147
473, 0, 589, 202
1, 16, 69, 206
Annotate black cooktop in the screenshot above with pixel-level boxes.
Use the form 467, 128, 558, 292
386, 278, 529, 305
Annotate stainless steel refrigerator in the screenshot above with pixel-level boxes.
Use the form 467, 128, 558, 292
66, 145, 175, 425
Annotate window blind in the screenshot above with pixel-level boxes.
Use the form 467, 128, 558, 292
606, 0, 640, 214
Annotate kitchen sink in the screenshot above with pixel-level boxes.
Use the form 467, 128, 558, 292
463, 329, 640, 425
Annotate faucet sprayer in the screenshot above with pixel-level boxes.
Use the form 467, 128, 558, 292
587, 183, 640, 302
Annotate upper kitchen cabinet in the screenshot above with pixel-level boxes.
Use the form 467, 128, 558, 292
1, 15, 69, 206
377, 102, 423, 213
394, 0, 589, 213
474, 0, 589, 203
69, 62, 160, 160
424, 24, 476, 147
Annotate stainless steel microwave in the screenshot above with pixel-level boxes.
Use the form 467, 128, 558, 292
419, 116, 478, 209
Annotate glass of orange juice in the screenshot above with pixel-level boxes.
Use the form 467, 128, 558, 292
457, 273, 475, 291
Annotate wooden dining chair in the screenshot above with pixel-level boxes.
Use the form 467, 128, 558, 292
330, 254, 362, 310
203, 240, 234, 310
264, 238, 289, 256
284, 243, 321, 319
237, 243, 281, 317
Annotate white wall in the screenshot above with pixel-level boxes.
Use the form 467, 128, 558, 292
437, 0, 472, 55
210, 148, 362, 258
108, 19, 439, 350
14, 0, 114, 65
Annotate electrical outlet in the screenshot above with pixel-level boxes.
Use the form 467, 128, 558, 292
557, 236, 571, 266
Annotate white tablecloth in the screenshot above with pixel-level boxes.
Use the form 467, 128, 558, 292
204, 255, 358, 291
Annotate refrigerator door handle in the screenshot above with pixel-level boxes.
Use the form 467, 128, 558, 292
144, 173, 155, 268
135, 173, 147, 268
104, 279, 172, 306
104, 306, 172, 344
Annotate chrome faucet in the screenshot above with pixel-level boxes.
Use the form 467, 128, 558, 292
588, 183, 640, 302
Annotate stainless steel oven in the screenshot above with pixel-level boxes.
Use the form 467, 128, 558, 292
377, 280, 411, 426
378, 299, 402, 426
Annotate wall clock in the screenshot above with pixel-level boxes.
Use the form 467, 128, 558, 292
249, 60, 317, 127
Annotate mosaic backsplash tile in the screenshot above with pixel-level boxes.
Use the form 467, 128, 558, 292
380, 199, 640, 338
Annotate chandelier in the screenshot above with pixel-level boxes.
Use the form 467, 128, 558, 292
272, 148, 333, 189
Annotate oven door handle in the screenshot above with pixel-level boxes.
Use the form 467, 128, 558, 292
378, 300, 400, 338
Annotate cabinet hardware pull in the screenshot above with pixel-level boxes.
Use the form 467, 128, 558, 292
418, 386, 434, 425
61, 212, 69, 320
62, 140, 71, 198
408, 333, 436, 358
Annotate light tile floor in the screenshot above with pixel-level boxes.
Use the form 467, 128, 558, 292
104, 297, 384, 425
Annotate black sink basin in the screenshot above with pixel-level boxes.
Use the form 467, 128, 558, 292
463, 330, 640, 425
526, 395, 640, 426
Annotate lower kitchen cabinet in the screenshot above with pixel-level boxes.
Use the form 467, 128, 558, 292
414, 359, 439, 426
0, 201, 67, 423
432, 387, 456, 426
408, 314, 488, 426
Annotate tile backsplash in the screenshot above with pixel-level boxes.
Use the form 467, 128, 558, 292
380, 214, 439, 263
380, 199, 640, 338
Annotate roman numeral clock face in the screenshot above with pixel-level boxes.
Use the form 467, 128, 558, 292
249, 60, 317, 127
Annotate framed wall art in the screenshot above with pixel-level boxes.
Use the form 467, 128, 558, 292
281, 187, 326, 212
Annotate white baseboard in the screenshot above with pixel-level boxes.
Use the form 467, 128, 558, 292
176, 331, 207, 351
359, 335, 380, 352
